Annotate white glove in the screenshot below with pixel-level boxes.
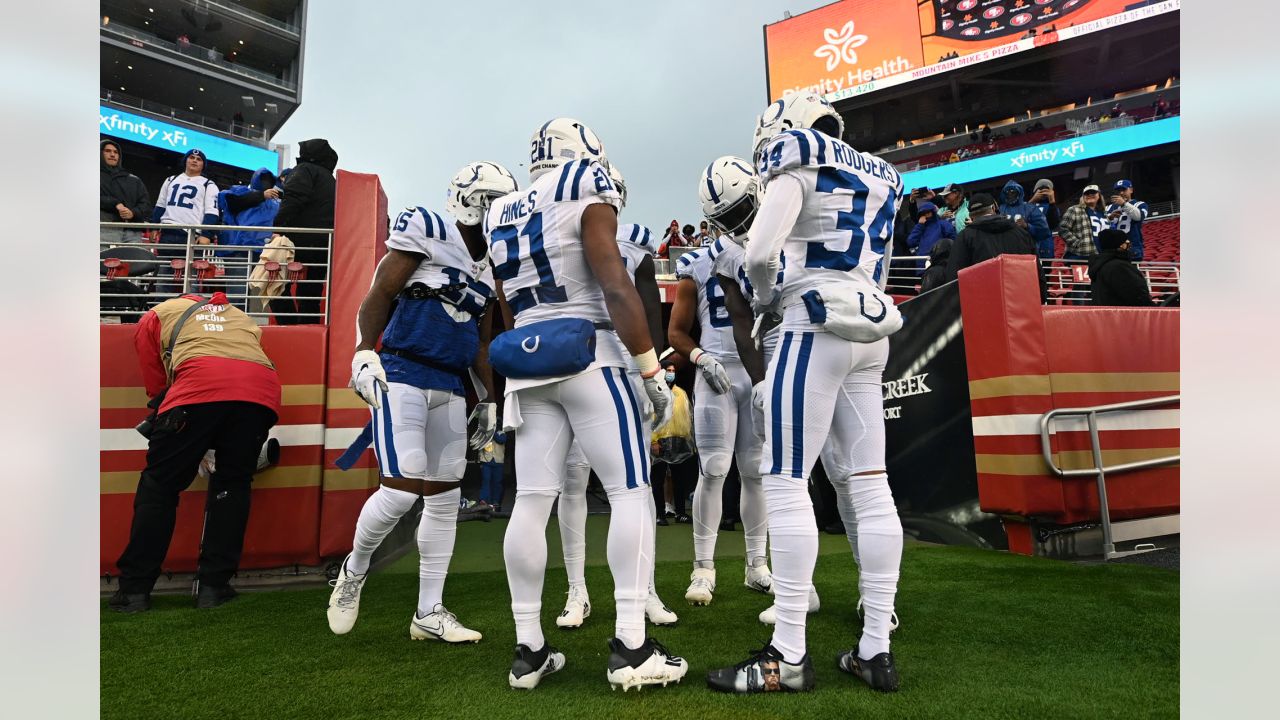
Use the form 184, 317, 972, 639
643, 374, 673, 427
467, 402, 497, 450
751, 381, 766, 435
691, 348, 731, 394
350, 349, 388, 409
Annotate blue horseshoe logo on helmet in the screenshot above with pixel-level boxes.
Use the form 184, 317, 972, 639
456, 165, 481, 188
577, 124, 600, 156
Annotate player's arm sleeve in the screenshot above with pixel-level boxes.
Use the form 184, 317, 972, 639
746, 172, 804, 304
133, 310, 167, 398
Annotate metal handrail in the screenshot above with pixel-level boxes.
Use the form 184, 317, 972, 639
101, 22, 297, 91
1038, 395, 1180, 559
100, 221, 334, 323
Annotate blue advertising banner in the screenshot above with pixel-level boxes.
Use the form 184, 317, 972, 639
900, 116, 1180, 190
99, 106, 279, 172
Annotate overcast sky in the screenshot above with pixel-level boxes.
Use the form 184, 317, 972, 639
273, 0, 805, 229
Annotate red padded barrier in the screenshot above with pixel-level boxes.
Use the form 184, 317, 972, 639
957, 255, 1180, 545
318, 171, 388, 559
101, 324, 327, 575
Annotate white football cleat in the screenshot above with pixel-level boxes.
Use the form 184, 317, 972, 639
645, 592, 679, 626
684, 567, 716, 606
555, 585, 591, 629
857, 597, 901, 634
744, 562, 774, 595
758, 587, 821, 625
410, 604, 482, 643
606, 637, 688, 691
326, 554, 367, 635
508, 643, 565, 690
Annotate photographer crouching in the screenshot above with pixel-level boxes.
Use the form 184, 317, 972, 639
109, 291, 280, 613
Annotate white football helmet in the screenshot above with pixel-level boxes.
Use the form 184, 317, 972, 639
698, 156, 759, 239
446, 161, 519, 226
528, 118, 607, 182
751, 92, 845, 165
608, 162, 627, 208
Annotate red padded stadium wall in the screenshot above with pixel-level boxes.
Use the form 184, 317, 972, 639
318, 171, 388, 558
100, 325, 327, 574
958, 256, 1180, 550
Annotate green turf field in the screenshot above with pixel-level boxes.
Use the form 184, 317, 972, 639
101, 516, 1179, 719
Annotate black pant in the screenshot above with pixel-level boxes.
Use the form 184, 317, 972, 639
116, 401, 276, 594
651, 454, 697, 516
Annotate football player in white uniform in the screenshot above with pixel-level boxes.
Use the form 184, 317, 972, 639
488, 119, 687, 691
707, 92, 906, 694
326, 162, 516, 645
668, 163, 773, 607
555, 164, 678, 631
704, 158, 899, 635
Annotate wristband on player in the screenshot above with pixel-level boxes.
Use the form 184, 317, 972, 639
634, 349, 662, 379
689, 348, 706, 364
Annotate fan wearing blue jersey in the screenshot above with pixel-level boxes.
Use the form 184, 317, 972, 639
325, 162, 517, 645
488, 119, 686, 692
707, 93, 906, 695
669, 157, 776, 611
555, 163, 678, 631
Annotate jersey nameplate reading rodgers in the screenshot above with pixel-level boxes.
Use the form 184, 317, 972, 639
484, 158, 627, 374
756, 128, 903, 314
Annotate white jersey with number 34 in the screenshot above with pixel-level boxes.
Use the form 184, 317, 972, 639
756, 128, 903, 306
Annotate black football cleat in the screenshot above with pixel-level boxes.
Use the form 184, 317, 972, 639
837, 648, 900, 692
107, 590, 151, 614
508, 643, 565, 689
194, 584, 239, 609
707, 644, 815, 693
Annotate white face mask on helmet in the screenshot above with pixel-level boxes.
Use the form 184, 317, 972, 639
751, 92, 845, 167
446, 161, 519, 226
528, 117, 607, 182
608, 162, 627, 208
698, 155, 760, 241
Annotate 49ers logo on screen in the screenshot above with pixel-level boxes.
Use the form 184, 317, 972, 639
931, 0, 1095, 41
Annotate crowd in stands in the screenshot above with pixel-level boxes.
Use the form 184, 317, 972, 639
894, 173, 1167, 307
100, 137, 339, 321
898, 92, 1178, 171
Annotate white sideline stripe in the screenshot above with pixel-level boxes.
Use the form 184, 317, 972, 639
324, 427, 365, 450
101, 424, 325, 452
972, 409, 1180, 437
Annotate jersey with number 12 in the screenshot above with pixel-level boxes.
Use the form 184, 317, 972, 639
756, 128, 903, 304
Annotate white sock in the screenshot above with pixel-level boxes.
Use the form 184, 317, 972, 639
348, 486, 418, 575
831, 473, 862, 568
692, 472, 727, 567
764, 473, 818, 664
606, 486, 652, 649
845, 474, 902, 659
416, 488, 460, 617
504, 492, 557, 651
739, 471, 769, 566
646, 493, 659, 596
558, 464, 591, 591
